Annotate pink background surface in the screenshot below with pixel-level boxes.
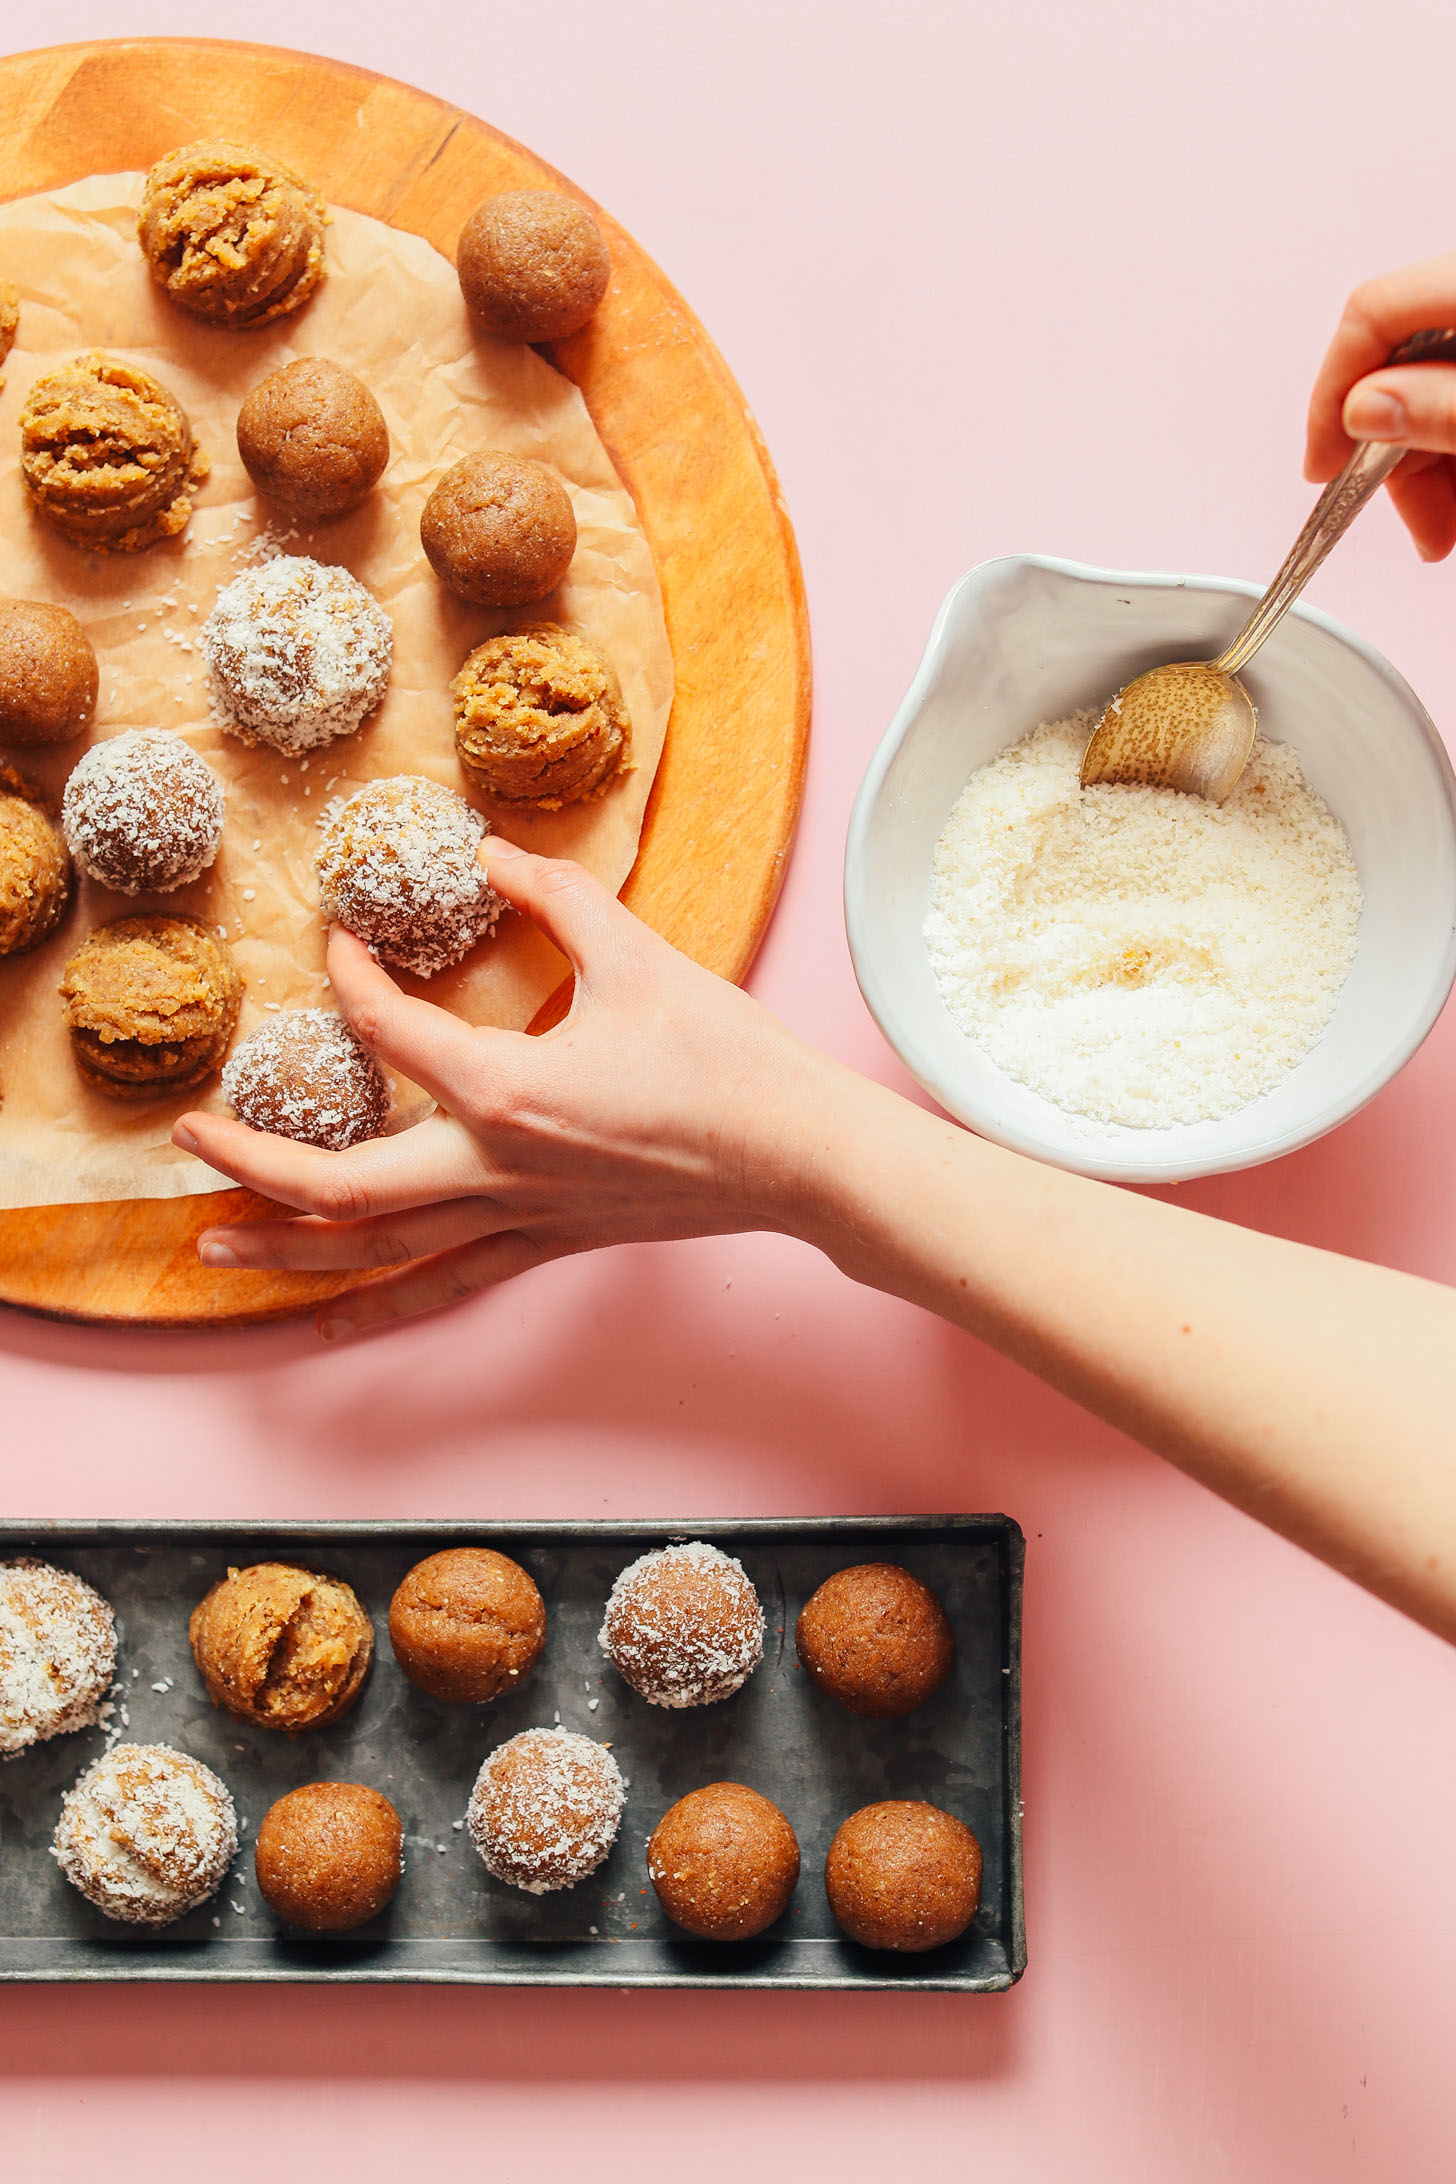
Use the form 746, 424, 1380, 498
3, 4, 1456, 2177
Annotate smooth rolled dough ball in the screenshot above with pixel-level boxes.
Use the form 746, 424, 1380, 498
795, 1563, 954, 1718
20, 352, 208, 553
468, 1727, 625, 1894
0, 766, 71, 958
452, 623, 630, 809
138, 140, 327, 327
58, 915, 240, 1098
52, 1743, 237, 1925
420, 453, 575, 608
254, 1781, 402, 1932
0, 1557, 116, 1754
388, 1547, 547, 1703
598, 1541, 764, 1709
648, 1782, 800, 1941
457, 190, 610, 343
824, 1801, 983, 1953
61, 731, 224, 896
237, 358, 389, 520
188, 1562, 373, 1731
222, 1008, 389, 1150
0, 598, 97, 745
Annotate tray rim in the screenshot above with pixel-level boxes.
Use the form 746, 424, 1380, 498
0, 1513, 1025, 1994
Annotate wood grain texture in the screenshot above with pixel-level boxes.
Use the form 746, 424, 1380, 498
0, 37, 810, 1328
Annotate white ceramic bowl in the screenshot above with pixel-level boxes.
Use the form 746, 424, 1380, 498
845, 554, 1456, 1182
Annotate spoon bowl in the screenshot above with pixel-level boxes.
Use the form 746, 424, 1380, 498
1079, 659, 1257, 800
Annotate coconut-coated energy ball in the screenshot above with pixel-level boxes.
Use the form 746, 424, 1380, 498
222, 1009, 389, 1150
648, 1782, 800, 1941
468, 1727, 625, 1894
420, 453, 576, 608
457, 190, 610, 344
796, 1563, 954, 1719
237, 358, 389, 520
52, 1743, 237, 1926
388, 1548, 547, 1703
0, 598, 97, 746
824, 1801, 982, 1953
314, 774, 503, 979
202, 555, 392, 754
61, 731, 224, 896
0, 1558, 116, 1754
254, 1781, 402, 1932
0, 766, 71, 958
189, 1562, 373, 1732
599, 1542, 764, 1709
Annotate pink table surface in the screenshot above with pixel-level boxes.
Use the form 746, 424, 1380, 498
4, 3, 1456, 2177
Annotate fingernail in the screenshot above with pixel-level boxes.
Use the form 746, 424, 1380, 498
173, 1123, 199, 1154
1347, 389, 1407, 439
198, 1239, 238, 1268
482, 836, 524, 860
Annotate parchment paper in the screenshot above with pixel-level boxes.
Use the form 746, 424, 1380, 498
0, 176, 673, 1209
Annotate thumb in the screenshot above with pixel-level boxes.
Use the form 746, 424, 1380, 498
1344, 363, 1456, 455
479, 838, 647, 989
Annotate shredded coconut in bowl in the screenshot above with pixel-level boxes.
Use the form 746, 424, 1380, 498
202, 553, 392, 752
924, 714, 1362, 1129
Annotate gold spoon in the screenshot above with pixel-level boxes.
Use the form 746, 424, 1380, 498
1080, 327, 1456, 802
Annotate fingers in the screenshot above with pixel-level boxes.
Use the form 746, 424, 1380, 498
1343, 362, 1456, 457
197, 1193, 513, 1272
174, 1108, 491, 1222
324, 927, 484, 1108
1305, 252, 1456, 480
480, 838, 646, 992
1385, 455, 1456, 562
316, 1228, 569, 1340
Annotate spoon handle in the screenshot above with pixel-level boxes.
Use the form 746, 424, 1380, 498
1212, 326, 1456, 678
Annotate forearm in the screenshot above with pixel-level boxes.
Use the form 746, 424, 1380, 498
775, 1055, 1456, 1642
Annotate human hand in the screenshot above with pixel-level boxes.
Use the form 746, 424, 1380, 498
1305, 251, 1456, 560
173, 841, 830, 1339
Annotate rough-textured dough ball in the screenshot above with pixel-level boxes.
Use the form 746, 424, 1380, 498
222, 1008, 389, 1150
0, 279, 17, 376
599, 1542, 764, 1709
468, 1727, 624, 1894
138, 140, 327, 328
453, 624, 630, 809
0, 766, 71, 958
58, 916, 240, 1099
648, 1782, 799, 1941
796, 1563, 954, 1719
389, 1548, 547, 1703
237, 358, 389, 520
188, 1562, 373, 1732
0, 598, 97, 745
824, 1801, 983, 1953
0, 1558, 116, 1754
202, 555, 392, 754
62, 731, 224, 896
315, 774, 503, 979
457, 190, 610, 344
420, 453, 576, 608
254, 1781, 402, 1932
20, 352, 208, 553
52, 1743, 237, 1926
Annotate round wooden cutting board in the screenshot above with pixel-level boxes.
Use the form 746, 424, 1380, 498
0, 38, 810, 1328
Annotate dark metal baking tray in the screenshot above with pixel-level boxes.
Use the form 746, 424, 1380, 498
0, 1517, 1024, 1991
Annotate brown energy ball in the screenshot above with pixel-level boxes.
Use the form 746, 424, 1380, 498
648, 1783, 800, 1941
468, 1728, 625, 1894
388, 1548, 547, 1703
0, 598, 97, 745
453, 624, 631, 809
825, 1801, 983, 1954
254, 1782, 402, 1932
315, 774, 503, 979
457, 190, 610, 344
599, 1542, 764, 1709
138, 140, 327, 328
796, 1564, 954, 1719
237, 358, 389, 520
188, 1562, 373, 1732
420, 453, 576, 608
61, 731, 224, 896
20, 352, 208, 553
222, 1008, 389, 1151
0, 766, 71, 958
58, 916, 239, 1099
